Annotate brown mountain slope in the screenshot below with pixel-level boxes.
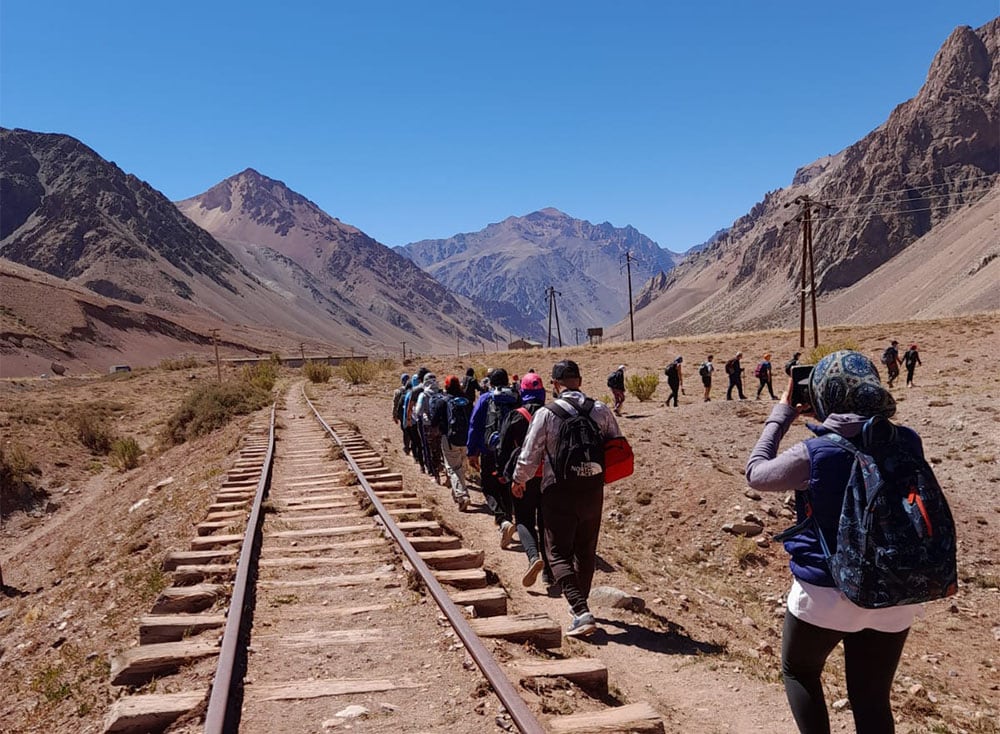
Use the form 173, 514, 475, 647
625, 19, 999, 338
177, 169, 500, 352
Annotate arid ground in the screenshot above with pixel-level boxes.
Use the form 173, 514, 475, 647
1, 313, 997, 733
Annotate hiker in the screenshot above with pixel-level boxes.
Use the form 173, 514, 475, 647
784, 351, 802, 377
467, 368, 520, 548
460, 367, 482, 402
755, 353, 777, 400
402, 374, 426, 473
882, 340, 902, 387
700, 355, 714, 402
745, 351, 926, 734
432, 375, 472, 510
725, 351, 747, 400
607, 365, 626, 416
415, 373, 445, 484
903, 344, 922, 387
511, 359, 622, 638
497, 373, 553, 588
392, 373, 411, 455
664, 357, 684, 407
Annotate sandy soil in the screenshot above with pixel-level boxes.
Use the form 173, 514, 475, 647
0, 313, 997, 733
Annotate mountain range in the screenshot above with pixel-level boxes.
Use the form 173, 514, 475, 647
1, 19, 997, 377
397, 209, 680, 342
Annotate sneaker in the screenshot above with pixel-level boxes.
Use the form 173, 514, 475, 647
457, 496, 470, 512
522, 557, 544, 587
566, 612, 597, 638
500, 521, 517, 549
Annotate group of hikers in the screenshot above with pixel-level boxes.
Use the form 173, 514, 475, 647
392, 360, 623, 637
388, 338, 944, 733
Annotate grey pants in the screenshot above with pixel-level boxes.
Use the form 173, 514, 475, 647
440, 439, 469, 503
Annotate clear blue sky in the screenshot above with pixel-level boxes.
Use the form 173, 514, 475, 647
2, 2, 996, 252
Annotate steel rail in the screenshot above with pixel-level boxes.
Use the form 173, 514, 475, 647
302, 386, 545, 734
204, 404, 276, 734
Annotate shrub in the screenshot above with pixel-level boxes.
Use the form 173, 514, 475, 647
808, 339, 861, 365
160, 356, 201, 370
72, 411, 115, 454
0, 442, 39, 483
339, 359, 377, 385
242, 361, 278, 392
303, 360, 333, 383
163, 382, 271, 445
625, 373, 659, 402
110, 437, 142, 471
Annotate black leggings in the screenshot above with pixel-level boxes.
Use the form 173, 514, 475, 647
782, 612, 909, 734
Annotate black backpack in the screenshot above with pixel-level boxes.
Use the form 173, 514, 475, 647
484, 387, 520, 451
881, 347, 896, 365
699, 362, 710, 378
444, 396, 471, 447
664, 363, 678, 379
546, 397, 605, 487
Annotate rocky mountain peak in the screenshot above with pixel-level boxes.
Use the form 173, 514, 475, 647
922, 24, 992, 102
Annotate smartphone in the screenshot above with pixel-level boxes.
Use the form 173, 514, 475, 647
790, 364, 814, 408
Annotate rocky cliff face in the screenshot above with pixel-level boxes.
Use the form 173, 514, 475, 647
630, 19, 999, 337
398, 208, 679, 340
0, 128, 250, 309
177, 170, 499, 350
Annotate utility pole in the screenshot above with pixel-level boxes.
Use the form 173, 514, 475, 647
401, 341, 407, 360
545, 285, 563, 348
783, 195, 833, 348
210, 329, 221, 382
299, 343, 306, 364
456, 328, 460, 358
574, 327, 580, 345
622, 251, 635, 342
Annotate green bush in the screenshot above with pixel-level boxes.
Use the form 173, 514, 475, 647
242, 361, 278, 391
72, 411, 115, 454
303, 360, 333, 383
110, 437, 142, 471
163, 382, 270, 445
625, 373, 659, 402
339, 359, 377, 385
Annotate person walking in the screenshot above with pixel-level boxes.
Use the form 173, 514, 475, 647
664, 357, 684, 407
726, 351, 747, 400
415, 373, 444, 484
433, 375, 473, 511
402, 374, 426, 473
784, 351, 803, 377
512, 360, 622, 638
392, 373, 411, 455
755, 353, 777, 400
467, 368, 520, 548
745, 351, 926, 734
497, 373, 553, 588
461, 367, 482, 402
903, 344, 922, 387
700, 355, 714, 402
882, 340, 902, 388
607, 365, 626, 416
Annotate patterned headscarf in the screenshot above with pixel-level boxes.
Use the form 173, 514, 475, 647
809, 350, 896, 421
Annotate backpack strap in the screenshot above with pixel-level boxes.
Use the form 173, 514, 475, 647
515, 406, 534, 422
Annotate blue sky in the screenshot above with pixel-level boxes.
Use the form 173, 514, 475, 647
2, 2, 996, 251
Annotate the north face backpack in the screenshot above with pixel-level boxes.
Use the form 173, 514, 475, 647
546, 397, 605, 487
794, 418, 958, 609
445, 396, 471, 447
484, 387, 520, 451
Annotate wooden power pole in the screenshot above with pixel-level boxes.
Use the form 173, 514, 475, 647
210, 329, 221, 382
783, 195, 833, 349
546, 286, 563, 348
622, 251, 635, 342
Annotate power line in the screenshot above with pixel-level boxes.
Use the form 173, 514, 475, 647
812, 200, 983, 224
806, 173, 998, 205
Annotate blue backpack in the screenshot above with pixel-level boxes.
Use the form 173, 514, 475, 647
786, 417, 958, 609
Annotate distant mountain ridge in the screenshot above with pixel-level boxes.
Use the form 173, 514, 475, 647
398, 208, 680, 340
177, 169, 500, 350
626, 18, 1000, 337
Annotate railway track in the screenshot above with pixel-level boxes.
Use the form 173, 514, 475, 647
103, 383, 663, 733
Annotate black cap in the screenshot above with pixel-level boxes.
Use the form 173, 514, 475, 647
551, 360, 581, 381
488, 368, 509, 387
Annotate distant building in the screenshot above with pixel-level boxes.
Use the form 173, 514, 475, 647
508, 338, 543, 350
109, 364, 132, 373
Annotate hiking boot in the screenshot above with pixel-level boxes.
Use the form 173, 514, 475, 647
566, 612, 597, 638
500, 521, 517, 549
522, 557, 544, 587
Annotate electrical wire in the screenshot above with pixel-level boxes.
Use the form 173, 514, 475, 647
804, 173, 998, 205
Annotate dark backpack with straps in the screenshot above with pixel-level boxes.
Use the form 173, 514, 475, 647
484, 387, 520, 451
777, 417, 958, 609
546, 397, 605, 487
444, 396, 471, 447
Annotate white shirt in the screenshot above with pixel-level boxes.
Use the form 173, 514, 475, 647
788, 578, 924, 633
